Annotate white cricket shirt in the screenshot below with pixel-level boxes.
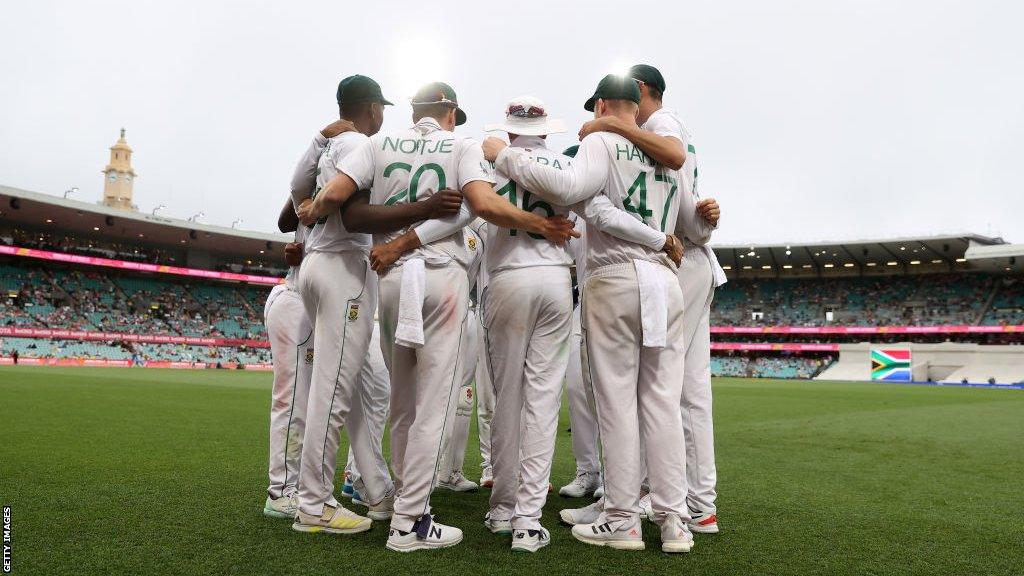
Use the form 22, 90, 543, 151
304, 131, 373, 255
341, 117, 493, 268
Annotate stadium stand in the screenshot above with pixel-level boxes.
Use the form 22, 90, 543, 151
711, 273, 1007, 327
2, 184, 1023, 377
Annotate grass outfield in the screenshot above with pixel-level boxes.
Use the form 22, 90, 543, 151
2, 367, 1023, 575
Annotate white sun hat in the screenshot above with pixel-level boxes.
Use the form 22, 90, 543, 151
484, 95, 567, 136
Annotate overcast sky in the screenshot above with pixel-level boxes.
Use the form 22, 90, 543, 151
1, 0, 1021, 245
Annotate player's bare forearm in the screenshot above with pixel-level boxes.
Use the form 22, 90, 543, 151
298, 173, 358, 225
369, 229, 422, 272
342, 194, 429, 234
464, 182, 578, 245
342, 189, 463, 233
614, 123, 685, 170
278, 197, 299, 233
465, 183, 538, 231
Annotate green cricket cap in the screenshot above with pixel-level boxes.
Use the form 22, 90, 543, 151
336, 74, 393, 106
583, 74, 641, 112
411, 81, 467, 126
628, 64, 666, 94
562, 145, 579, 158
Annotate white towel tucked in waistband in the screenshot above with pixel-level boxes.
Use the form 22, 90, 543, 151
633, 259, 668, 348
395, 258, 426, 348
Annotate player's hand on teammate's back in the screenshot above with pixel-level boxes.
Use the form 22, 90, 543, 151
481, 137, 508, 162
284, 242, 304, 267
320, 119, 357, 139
369, 241, 404, 273
540, 215, 580, 246
662, 234, 684, 266
422, 188, 463, 219
697, 198, 720, 226
578, 116, 628, 140
296, 198, 318, 227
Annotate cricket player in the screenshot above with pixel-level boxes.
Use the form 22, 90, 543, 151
579, 64, 725, 534
483, 75, 693, 553
340, 319, 392, 510
262, 198, 314, 519
467, 219, 497, 489
300, 81, 576, 552
436, 225, 485, 493
559, 147, 602, 501
479, 96, 681, 552
289, 74, 459, 535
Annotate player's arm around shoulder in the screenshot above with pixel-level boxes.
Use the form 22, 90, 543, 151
581, 115, 685, 170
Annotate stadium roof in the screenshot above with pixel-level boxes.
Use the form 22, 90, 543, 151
1, 185, 289, 263
2, 184, 1019, 276
711, 233, 1019, 276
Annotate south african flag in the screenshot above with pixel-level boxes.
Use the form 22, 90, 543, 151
871, 348, 912, 381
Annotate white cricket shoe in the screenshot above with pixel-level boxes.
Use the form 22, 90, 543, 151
660, 514, 695, 553
438, 471, 479, 492
571, 517, 644, 551
511, 527, 551, 553
291, 504, 371, 534
558, 471, 602, 498
364, 491, 395, 521
484, 512, 513, 535
558, 498, 603, 526
639, 493, 655, 522
262, 493, 298, 519
479, 467, 494, 488
593, 484, 604, 499
688, 510, 720, 534
386, 515, 463, 552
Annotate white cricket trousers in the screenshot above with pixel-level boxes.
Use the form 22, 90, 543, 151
264, 284, 314, 499
378, 263, 469, 532
583, 263, 688, 527
678, 244, 717, 515
438, 307, 479, 480
295, 251, 385, 516
486, 266, 572, 530
565, 304, 601, 475
343, 321, 393, 498
475, 308, 495, 479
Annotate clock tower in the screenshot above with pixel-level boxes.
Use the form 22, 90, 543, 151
101, 128, 138, 211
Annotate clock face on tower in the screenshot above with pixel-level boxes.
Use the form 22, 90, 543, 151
108, 173, 117, 182
125, 175, 132, 183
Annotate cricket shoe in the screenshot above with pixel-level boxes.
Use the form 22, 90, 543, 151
438, 471, 479, 492
558, 498, 603, 526
571, 517, 644, 551
660, 514, 695, 553
479, 466, 494, 488
358, 491, 394, 521
484, 512, 513, 535
291, 504, 371, 535
262, 492, 298, 519
386, 515, 463, 552
639, 493, 655, 522
688, 510, 719, 534
511, 527, 551, 553
593, 484, 604, 499
340, 477, 355, 499
559, 471, 602, 498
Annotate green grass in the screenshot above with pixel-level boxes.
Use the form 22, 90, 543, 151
1, 367, 1023, 576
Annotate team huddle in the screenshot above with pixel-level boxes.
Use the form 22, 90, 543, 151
260, 64, 726, 554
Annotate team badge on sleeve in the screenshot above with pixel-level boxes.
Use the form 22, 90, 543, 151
347, 303, 360, 322
467, 235, 477, 251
